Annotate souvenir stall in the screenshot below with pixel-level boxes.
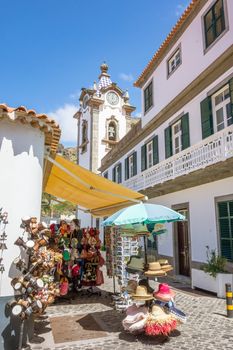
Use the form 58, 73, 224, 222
8, 217, 105, 330
53, 221, 104, 296
103, 202, 187, 337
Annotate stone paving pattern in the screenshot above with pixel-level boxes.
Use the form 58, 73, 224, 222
29, 267, 233, 350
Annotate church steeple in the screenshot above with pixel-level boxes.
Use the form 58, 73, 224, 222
98, 62, 112, 90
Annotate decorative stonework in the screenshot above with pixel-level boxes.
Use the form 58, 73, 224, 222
91, 108, 99, 173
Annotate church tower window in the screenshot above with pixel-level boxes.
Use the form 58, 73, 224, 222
81, 120, 88, 153
108, 121, 117, 141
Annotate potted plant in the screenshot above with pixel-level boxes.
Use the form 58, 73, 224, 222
192, 246, 233, 298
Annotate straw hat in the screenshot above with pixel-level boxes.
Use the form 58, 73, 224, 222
151, 304, 172, 321
153, 283, 175, 302
132, 285, 153, 300
161, 264, 173, 272
126, 256, 144, 272
144, 262, 166, 276
126, 280, 138, 294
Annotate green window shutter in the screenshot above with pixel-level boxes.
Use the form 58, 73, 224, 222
112, 167, 116, 182
119, 163, 122, 183
152, 135, 159, 165
200, 96, 213, 139
218, 201, 233, 261
141, 144, 147, 171
133, 152, 137, 176
229, 78, 233, 126
181, 113, 190, 150
164, 126, 172, 159
125, 158, 129, 180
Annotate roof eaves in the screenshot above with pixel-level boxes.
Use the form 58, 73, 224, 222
134, 0, 200, 88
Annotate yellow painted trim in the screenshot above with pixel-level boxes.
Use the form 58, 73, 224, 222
226, 305, 233, 310
226, 292, 232, 297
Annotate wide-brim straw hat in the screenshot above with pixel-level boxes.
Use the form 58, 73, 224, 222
161, 264, 173, 272
153, 283, 175, 301
126, 256, 144, 271
151, 304, 174, 321
144, 262, 166, 276
132, 285, 153, 300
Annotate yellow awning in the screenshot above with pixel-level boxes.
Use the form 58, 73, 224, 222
44, 155, 146, 217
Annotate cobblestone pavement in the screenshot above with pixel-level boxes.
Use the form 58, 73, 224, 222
29, 269, 233, 350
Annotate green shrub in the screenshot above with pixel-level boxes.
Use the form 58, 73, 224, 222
202, 246, 227, 278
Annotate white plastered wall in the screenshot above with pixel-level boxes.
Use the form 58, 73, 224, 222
0, 120, 44, 296
141, 0, 233, 127
149, 177, 233, 264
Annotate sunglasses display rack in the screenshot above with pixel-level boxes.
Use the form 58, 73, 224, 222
112, 228, 140, 288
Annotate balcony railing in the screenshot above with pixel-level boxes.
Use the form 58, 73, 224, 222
123, 125, 233, 192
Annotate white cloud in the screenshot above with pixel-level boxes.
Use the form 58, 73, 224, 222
119, 73, 134, 82
69, 91, 80, 100
48, 104, 78, 146
175, 3, 188, 17
135, 112, 142, 119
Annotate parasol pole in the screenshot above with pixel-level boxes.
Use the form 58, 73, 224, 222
143, 235, 148, 268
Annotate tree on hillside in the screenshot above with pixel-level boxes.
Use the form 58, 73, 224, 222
41, 192, 76, 218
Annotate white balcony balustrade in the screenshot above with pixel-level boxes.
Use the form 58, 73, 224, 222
123, 125, 233, 191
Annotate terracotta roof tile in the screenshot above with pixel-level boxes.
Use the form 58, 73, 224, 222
0, 103, 61, 153
134, 0, 200, 87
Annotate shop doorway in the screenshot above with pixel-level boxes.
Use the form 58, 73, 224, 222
173, 206, 191, 277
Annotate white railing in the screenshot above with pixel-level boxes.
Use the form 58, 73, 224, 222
123, 125, 233, 191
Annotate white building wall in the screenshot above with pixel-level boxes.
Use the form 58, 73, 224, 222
141, 0, 233, 127
0, 120, 44, 296
107, 66, 233, 181
149, 176, 233, 263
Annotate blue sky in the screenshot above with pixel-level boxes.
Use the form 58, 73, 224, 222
1, 0, 188, 146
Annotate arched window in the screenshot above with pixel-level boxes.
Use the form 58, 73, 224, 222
82, 123, 87, 143
81, 121, 88, 153
108, 121, 117, 141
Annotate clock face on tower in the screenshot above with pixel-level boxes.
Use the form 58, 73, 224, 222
106, 91, 119, 105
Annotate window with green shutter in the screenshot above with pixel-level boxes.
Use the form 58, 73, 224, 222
141, 144, 147, 171
211, 84, 231, 132
230, 78, 233, 123
144, 81, 153, 113
116, 163, 122, 183
119, 163, 122, 183
153, 135, 159, 165
133, 152, 137, 176
181, 113, 190, 150
125, 153, 137, 178
204, 0, 225, 49
200, 96, 214, 139
165, 126, 172, 158
125, 158, 129, 180
141, 135, 159, 171
218, 200, 233, 261
112, 167, 116, 182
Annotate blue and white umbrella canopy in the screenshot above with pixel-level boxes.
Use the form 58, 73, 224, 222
103, 203, 185, 226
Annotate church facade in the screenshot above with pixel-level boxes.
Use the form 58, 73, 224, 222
74, 63, 137, 228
